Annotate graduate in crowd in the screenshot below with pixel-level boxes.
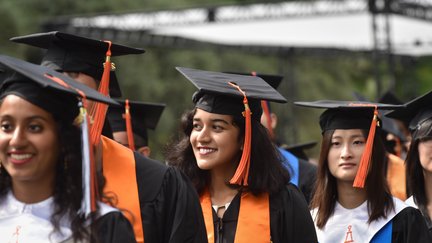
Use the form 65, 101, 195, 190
10, 31, 207, 243
107, 99, 165, 157
295, 100, 430, 242
386, 90, 432, 236
281, 141, 317, 161
227, 71, 317, 203
0, 55, 136, 242
166, 68, 317, 243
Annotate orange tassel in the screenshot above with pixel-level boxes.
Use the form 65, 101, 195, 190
124, 99, 136, 151
261, 100, 274, 140
353, 106, 379, 188
90, 41, 112, 146
228, 82, 252, 186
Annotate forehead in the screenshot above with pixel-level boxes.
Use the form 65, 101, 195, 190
193, 108, 234, 122
0, 95, 53, 118
332, 129, 364, 138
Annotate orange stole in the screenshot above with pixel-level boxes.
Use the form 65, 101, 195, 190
101, 136, 144, 242
386, 153, 407, 200
200, 190, 271, 243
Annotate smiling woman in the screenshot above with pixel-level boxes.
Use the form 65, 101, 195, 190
295, 100, 431, 243
166, 68, 317, 243
0, 55, 136, 243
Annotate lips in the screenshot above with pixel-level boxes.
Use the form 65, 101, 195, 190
339, 162, 356, 167
198, 147, 217, 155
9, 153, 33, 165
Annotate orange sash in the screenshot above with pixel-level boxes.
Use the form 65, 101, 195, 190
386, 153, 407, 200
101, 136, 144, 242
200, 190, 270, 243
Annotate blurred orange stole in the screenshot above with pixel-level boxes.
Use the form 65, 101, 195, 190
101, 136, 144, 242
200, 189, 270, 243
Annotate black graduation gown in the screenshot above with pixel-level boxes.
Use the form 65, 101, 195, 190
297, 158, 317, 204
134, 153, 207, 243
94, 211, 137, 243
391, 207, 432, 242
211, 184, 318, 243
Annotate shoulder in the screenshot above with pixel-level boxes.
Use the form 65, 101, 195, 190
270, 184, 310, 214
392, 206, 432, 242
134, 152, 169, 202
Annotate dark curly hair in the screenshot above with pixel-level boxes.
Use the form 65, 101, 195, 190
0, 101, 106, 242
165, 108, 289, 196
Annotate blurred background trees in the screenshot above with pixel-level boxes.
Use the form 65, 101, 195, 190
1, 0, 431, 161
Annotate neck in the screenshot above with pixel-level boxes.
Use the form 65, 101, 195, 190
12, 177, 54, 204
209, 168, 238, 206
337, 180, 367, 209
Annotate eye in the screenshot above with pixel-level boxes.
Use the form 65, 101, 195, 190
192, 123, 202, 131
330, 141, 340, 147
0, 121, 13, 132
213, 125, 224, 131
353, 139, 365, 145
28, 124, 43, 133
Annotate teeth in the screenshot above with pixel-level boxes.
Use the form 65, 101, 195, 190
199, 148, 216, 154
11, 154, 32, 160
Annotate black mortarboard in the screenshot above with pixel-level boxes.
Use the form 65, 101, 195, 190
176, 67, 287, 186
108, 99, 165, 147
10, 31, 145, 97
225, 71, 284, 90
177, 67, 286, 121
295, 100, 400, 133
0, 54, 117, 110
295, 100, 402, 188
386, 90, 432, 140
378, 91, 403, 105
283, 141, 317, 160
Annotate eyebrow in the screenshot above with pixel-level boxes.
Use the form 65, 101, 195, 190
193, 117, 230, 125
332, 134, 364, 139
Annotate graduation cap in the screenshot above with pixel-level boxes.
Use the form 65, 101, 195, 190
10, 31, 145, 97
108, 99, 165, 150
176, 67, 287, 186
224, 71, 284, 139
283, 141, 317, 161
294, 100, 402, 188
0, 54, 118, 216
378, 90, 403, 105
0, 54, 117, 107
386, 90, 432, 141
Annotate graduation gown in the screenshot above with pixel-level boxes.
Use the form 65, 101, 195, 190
0, 191, 136, 243
405, 196, 432, 237
298, 158, 317, 204
209, 184, 317, 243
101, 136, 207, 243
311, 197, 431, 243
278, 148, 317, 203
135, 153, 207, 243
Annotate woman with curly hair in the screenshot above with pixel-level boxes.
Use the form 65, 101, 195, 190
296, 100, 431, 243
166, 67, 317, 243
0, 55, 136, 243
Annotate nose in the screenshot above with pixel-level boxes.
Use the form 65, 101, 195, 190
340, 144, 352, 160
196, 126, 211, 143
9, 127, 27, 148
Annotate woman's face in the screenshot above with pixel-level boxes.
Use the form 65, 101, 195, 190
418, 137, 432, 173
190, 109, 242, 173
0, 95, 60, 185
327, 129, 366, 182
